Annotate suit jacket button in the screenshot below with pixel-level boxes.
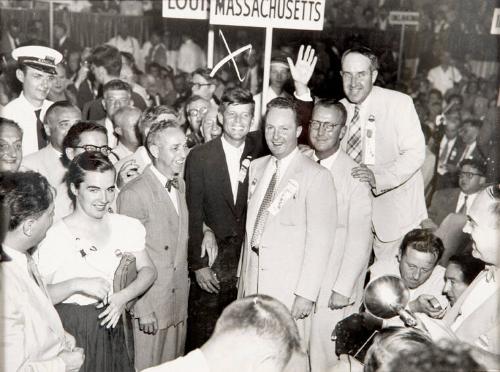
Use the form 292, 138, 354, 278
164, 245, 169, 250
172, 289, 175, 293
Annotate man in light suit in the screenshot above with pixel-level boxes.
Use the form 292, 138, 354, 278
339, 46, 427, 260
117, 121, 190, 370
307, 99, 373, 371
238, 97, 337, 350
22, 101, 81, 188
0, 171, 84, 372
439, 185, 500, 369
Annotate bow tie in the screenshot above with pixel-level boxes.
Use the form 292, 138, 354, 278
165, 177, 179, 192
485, 265, 496, 283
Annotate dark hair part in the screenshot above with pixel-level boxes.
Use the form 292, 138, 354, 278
89, 44, 122, 77
213, 295, 303, 369
0, 117, 23, 137
45, 101, 80, 125
219, 87, 255, 114
313, 98, 348, 126
387, 339, 482, 372
0, 171, 53, 231
62, 121, 107, 165
459, 158, 487, 177
400, 228, 444, 262
341, 45, 379, 71
146, 120, 180, 152
462, 118, 482, 129
103, 79, 132, 95
266, 97, 298, 127
66, 151, 115, 204
448, 254, 485, 285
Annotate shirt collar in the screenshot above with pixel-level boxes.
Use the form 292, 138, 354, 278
313, 149, 340, 168
275, 147, 298, 173
150, 165, 170, 187
19, 91, 43, 110
221, 135, 245, 154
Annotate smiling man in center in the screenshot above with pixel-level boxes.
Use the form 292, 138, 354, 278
238, 97, 337, 359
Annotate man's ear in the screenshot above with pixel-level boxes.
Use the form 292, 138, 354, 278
149, 144, 159, 160
338, 126, 347, 141
43, 124, 52, 138
22, 219, 35, 237
65, 147, 75, 161
295, 124, 303, 139
217, 112, 224, 126
15, 69, 25, 84
115, 126, 123, 136
371, 69, 378, 84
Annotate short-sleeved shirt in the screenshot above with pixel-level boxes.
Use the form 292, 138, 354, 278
36, 213, 146, 305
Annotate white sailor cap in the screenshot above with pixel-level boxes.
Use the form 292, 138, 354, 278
12, 46, 63, 75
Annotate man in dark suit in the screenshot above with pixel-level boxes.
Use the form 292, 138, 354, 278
433, 110, 466, 190
53, 23, 79, 60
117, 120, 190, 369
0, 19, 22, 59
184, 87, 266, 350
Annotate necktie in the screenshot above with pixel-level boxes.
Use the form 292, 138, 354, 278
458, 195, 468, 214
34, 109, 47, 149
317, 159, 321, 164
346, 106, 362, 164
439, 138, 449, 164
26, 254, 50, 298
250, 159, 280, 253
165, 177, 179, 192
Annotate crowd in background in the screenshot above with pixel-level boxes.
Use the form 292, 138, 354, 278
0, 0, 499, 371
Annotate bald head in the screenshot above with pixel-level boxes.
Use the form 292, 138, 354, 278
112, 106, 141, 150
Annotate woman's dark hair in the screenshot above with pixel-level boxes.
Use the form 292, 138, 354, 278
66, 151, 115, 204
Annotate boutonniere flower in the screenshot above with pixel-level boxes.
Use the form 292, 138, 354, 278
238, 156, 252, 183
268, 179, 299, 215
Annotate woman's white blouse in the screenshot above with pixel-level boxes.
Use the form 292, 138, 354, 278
36, 213, 146, 305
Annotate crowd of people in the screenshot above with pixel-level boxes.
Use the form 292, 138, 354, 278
0, 3, 499, 372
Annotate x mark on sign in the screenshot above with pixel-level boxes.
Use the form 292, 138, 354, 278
210, 30, 252, 82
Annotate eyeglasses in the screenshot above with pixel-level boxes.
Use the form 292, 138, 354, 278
74, 145, 113, 156
190, 82, 213, 90
224, 111, 252, 123
459, 171, 483, 179
309, 120, 343, 132
340, 71, 370, 81
187, 107, 208, 118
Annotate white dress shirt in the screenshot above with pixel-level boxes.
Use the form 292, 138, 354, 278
313, 150, 340, 169
459, 141, 477, 162
427, 65, 463, 95
221, 135, 245, 204
437, 136, 457, 175
112, 142, 134, 163
150, 165, 179, 214
1, 92, 53, 156
455, 191, 478, 214
451, 267, 500, 333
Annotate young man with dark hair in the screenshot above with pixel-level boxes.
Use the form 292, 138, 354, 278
185, 87, 266, 351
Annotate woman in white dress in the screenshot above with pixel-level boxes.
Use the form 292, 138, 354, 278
37, 151, 157, 372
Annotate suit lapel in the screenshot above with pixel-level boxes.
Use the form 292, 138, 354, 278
275, 151, 302, 196
143, 166, 177, 214
174, 179, 188, 264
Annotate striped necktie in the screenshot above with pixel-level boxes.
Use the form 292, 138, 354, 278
346, 105, 362, 163
250, 159, 280, 253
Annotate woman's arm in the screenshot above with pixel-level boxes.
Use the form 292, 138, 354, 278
98, 250, 157, 328
47, 277, 110, 305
